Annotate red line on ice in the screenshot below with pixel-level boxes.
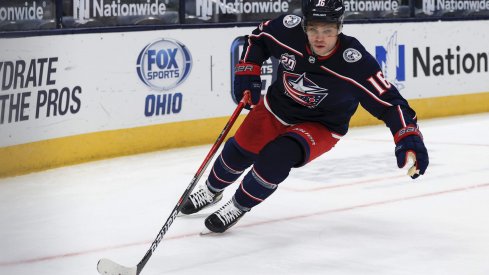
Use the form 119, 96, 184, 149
1, 182, 488, 267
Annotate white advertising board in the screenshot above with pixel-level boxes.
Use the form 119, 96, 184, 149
0, 27, 253, 147
1, 20, 489, 147
347, 20, 489, 99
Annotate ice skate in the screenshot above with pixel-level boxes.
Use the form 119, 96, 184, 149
203, 198, 246, 233
180, 184, 223, 215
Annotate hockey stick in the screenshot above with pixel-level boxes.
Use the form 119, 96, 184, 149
97, 92, 251, 275
407, 151, 420, 177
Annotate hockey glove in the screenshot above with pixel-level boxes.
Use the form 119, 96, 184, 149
233, 62, 262, 109
394, 125, 429, 179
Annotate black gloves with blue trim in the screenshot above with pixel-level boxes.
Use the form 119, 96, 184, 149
394, 125, 429, 179
233, 62, 262, 109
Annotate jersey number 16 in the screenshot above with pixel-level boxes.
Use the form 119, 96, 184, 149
367, 71, 391, 96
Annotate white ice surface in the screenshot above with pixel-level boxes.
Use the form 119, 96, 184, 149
1, 113, 489, 275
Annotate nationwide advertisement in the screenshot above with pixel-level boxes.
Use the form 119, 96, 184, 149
344, 0, 401, 13
365, 27, 489, 98
0, 0, 55, 22
422, 0, 489, 15
188, 0, 300, 22
74, 0, 172, 18
71, 0, 178, 23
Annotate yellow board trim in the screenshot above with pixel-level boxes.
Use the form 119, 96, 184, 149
1, 92, 489, 178
0, 116, 246, 178
351, 92, 489, 126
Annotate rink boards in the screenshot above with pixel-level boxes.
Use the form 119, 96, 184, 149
1, 20, 489, 177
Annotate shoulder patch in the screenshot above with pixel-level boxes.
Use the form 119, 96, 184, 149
343, 48, 363, 63
283, 15, 302, 28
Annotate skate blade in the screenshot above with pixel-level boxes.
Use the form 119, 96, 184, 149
178, 199, 222, 218
177, 212, 209, 218
200, 227, 220, 236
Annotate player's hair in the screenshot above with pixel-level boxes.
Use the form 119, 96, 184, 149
301, 0, 345, 32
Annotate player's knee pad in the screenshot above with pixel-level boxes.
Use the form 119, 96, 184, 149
254, 136, 304, 184
221, 137, 257, 171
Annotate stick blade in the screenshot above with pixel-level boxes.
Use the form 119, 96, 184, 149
97, 258, 137, 275
407, 152, 420, 177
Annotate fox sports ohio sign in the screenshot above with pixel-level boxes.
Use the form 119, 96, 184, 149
137, 38, 192, 91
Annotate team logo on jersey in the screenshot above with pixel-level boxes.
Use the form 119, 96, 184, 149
137, 38, 192, 91
280, 53, 296, 71
283, 72, 328, 108
283, 15, 301, 28
343, 48, 362, 63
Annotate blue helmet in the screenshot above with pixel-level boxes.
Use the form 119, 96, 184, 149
302, 0, 345, 30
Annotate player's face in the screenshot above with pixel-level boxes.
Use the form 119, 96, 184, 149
305, 22, 339, 56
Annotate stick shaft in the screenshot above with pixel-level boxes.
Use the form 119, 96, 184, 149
136, 92, 250, 274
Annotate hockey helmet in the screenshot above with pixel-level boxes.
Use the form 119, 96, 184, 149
302, 0, 345, 31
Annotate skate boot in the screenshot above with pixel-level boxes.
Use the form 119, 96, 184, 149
180, 184, 223, 215
204, 198, 246, 233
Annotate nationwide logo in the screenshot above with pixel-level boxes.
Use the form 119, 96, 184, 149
422, 0, 489, 15
74, 0, 90, 20
374, 32, 488, 81
422, 0, 435, 14
282, 72, 328, 108
137, 38, 192, 91
196, 0, 291, 20
375, 32, 405, 90
73, 0, 169, 20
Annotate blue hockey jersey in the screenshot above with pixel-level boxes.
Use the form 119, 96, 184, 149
241, 14, 417, 137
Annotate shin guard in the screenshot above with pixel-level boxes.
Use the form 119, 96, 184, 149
207, 138, 256, 192
234, 136, 303, 210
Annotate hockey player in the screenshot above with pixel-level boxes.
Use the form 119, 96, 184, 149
181, 0, 429, 233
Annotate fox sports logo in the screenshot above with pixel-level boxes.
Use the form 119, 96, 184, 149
137, 38, 192, 91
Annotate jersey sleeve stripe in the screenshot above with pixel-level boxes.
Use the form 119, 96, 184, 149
243, 35, 254, 61
319, 65, 393, 107
245, 32, 304, 61
397, 105, 407, 127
